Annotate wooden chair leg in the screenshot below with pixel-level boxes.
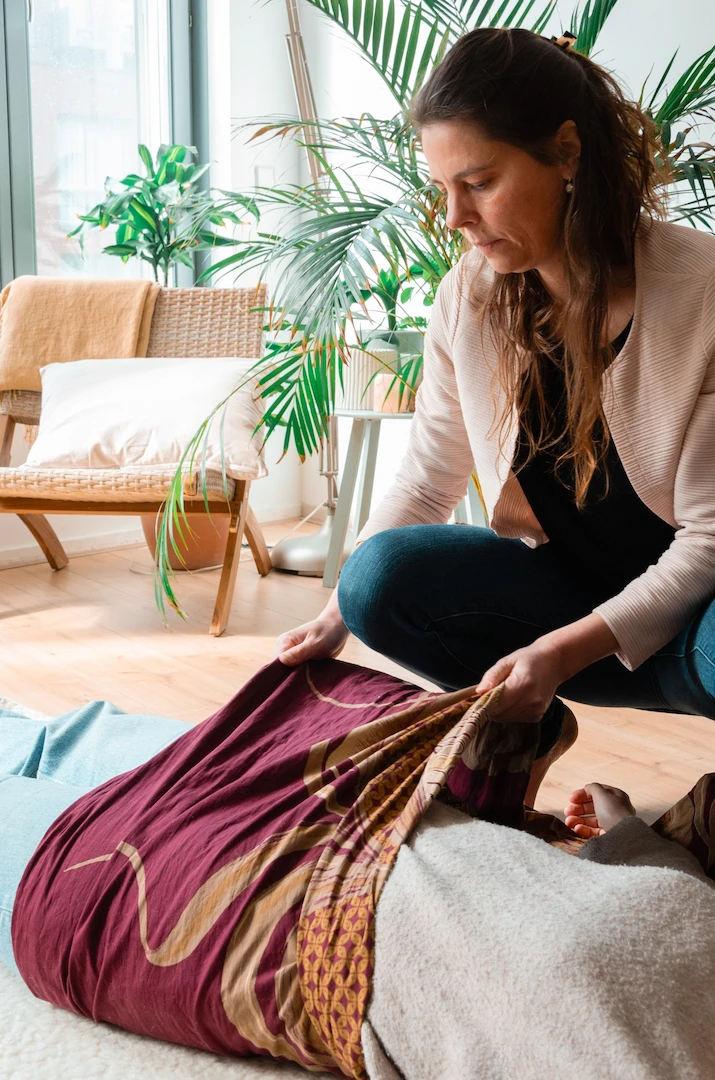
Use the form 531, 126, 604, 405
0, 415, 16, 467
244, 505, 272, 577
19, 514, 69, 571
210, 490, 249, 637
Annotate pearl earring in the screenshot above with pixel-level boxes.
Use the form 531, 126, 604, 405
565, 179, 574, 193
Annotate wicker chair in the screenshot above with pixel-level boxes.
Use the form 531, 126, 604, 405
0, 285, 272, 636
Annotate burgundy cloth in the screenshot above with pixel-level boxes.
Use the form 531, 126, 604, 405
13, 661, 392, 1060
10, 659, 547, 1075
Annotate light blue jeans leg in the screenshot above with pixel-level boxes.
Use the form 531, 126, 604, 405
0, 701, 188, 976
651, 597, 715, 720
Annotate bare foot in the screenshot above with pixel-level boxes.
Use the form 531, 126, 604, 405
564, 782, 637, 838
524, 705, 578, 809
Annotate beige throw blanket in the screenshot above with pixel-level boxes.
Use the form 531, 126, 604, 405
365, 802, 715, 1080
0, 277, 160, 392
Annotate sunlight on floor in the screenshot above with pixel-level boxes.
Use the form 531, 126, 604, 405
1, 518, 714, 823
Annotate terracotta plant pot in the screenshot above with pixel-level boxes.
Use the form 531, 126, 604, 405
141, 513, 231, 571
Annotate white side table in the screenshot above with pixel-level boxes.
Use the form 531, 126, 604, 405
322, 410, 413, 589
322, 409, 487, 589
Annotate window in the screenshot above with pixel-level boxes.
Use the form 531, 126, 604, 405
0, 0, 200, 287
28, 0, 171, 278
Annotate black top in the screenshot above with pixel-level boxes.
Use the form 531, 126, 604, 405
512, 322, 676, 595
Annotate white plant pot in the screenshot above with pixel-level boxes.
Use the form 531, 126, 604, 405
336, 346, 398, 412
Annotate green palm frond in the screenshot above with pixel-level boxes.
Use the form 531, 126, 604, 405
206, 178, 449, 357
203, 114, 458, 347
641, 45, 715, 229
649, 45, 715, 125
667, 147, 715, 228
568, 0, 619, 56
306, 0, 449, 105
243, 113, 428, 191
304, 0, 556, 105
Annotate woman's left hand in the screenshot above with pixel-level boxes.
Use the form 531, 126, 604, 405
475, 638, 567, 724
475, 614, 620, 724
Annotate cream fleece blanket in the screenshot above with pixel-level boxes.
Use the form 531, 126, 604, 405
364, 801, 715, 1080
0, 276, 160, 392
0, 963, 332, 1080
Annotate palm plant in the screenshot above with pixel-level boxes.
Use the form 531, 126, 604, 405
155, 0, 715, 620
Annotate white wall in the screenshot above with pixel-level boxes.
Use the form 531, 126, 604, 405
224, 0, 320, 520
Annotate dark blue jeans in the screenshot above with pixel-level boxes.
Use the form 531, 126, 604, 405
337, 525, 715, 757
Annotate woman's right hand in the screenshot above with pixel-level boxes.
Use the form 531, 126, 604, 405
275, 594, 349, 667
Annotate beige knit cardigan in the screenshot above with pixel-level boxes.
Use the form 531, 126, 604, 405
357, 218, 715, 671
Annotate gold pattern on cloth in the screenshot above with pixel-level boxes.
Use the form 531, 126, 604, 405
297, 686, 511, 1077
305, 666, 432, 712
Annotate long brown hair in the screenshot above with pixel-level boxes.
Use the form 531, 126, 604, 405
410, 28, 669, 506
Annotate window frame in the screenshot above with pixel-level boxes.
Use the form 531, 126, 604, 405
0, 1, 36, 284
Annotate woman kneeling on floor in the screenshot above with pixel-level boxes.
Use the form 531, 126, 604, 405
277, 27, 715, 802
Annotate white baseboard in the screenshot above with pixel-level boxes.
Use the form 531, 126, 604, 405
300, 503, 327, 524
252, 501, 302, 524
0, 527, 145, 571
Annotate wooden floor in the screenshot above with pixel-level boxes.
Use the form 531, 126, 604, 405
2, 519, 714, 824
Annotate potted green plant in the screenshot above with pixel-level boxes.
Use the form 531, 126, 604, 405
154, 0, 715, 619
69, 142, 250, 284
70, 143, 257, 570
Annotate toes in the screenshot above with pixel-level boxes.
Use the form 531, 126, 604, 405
565, 813, 598, 828
566, 790, 595, 808
569, 822, 605, 839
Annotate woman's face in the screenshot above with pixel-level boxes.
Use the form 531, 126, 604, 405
421, 120, 578, 280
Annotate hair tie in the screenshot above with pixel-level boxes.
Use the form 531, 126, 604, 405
550, 31, 577, 53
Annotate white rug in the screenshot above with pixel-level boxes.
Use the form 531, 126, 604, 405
0, 696, 51, 722
0, 966, 332, 1080
0, 697, 332, 1080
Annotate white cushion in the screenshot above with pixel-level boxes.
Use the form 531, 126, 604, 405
22, 357, 267, 480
